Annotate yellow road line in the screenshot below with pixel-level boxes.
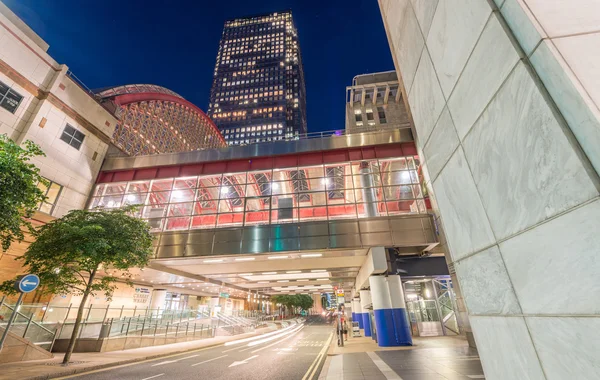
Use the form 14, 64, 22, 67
302, 332, 333, 380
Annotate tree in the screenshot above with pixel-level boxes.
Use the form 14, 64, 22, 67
0, 135, 47, 251
0, 207, 154, 364
271, 294, 314, 316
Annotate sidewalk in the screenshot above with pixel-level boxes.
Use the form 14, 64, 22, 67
319, 331, 486, 380
0, 323, 284, 380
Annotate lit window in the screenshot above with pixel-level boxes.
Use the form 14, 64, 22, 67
0, 80, 24, 114
377, 107, 386, 124
366, 109, 374, 121
37, 179, 63, 215
354, 110, 362, 122
60, 124, 85, 150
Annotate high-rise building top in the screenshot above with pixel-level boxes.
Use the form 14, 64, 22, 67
345, 71, 412, 137
208, 10, 307, 146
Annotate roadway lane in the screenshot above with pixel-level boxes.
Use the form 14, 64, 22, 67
61, 319, 333, 380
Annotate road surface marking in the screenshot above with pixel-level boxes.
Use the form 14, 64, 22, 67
467, 376, 485, 379
223, 323, 297, 347
240, 325, 304, 352
141, 374, 164, 380
301, 332, 333, 380
191, 355, 228, 367
151, 354, 199, 367
228, 354, 259, 367
366, 351, 403, 380
250, 325, 304, 353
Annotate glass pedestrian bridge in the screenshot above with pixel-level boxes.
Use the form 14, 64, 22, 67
90, 129, 439, 259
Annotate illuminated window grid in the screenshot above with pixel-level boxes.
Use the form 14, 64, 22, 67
88, 157, 426, 232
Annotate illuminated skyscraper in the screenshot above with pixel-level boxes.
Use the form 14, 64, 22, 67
208, 10, 307, 145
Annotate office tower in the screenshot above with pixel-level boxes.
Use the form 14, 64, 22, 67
208, 10, 307, 145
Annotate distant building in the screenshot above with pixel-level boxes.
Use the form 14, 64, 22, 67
97, 84, 226, 156
208, 10, 307, 146
345, 71, 412, 135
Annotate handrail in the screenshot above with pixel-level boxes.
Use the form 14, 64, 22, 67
0, 299, 55, 336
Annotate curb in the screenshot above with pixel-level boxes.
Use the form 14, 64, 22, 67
24, 324, 285, 380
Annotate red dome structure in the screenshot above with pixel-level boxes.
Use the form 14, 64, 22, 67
97, 84, 226, 156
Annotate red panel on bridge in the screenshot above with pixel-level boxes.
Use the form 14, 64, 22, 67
97, 142, 418, 183
180, 164, 203, 177
112, 170, 135, 182
156, 166, 180, 179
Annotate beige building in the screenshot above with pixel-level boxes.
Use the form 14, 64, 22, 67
345, 71, 411, 136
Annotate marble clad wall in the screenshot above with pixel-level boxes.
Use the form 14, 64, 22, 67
379, 0, 600, 379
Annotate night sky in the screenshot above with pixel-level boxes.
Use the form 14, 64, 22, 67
6, 0, 394, 133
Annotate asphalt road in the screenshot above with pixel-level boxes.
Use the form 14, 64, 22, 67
61, 319, 333, 380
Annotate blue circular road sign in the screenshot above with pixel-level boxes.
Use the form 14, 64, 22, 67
16, 274, 40, 293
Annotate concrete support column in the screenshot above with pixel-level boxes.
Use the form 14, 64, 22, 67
359, 290, 372, 336
149, 289, 167, 310
351, 299, 360, 325
369, 275, 412, 346
387, 275, 413, 346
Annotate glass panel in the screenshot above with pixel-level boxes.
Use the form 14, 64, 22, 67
147, 218, 165, 232
217, 213, 243, 227
99, 195, 122, 208
167, 202, 193, 217
104, 183, 127, 195
384, 171, 413, 186
147, 191, 171, 205
173, 177, 198, 190
191, 214, 217, 229
170, 188, 195, 203
142, 204, 168, 218
126, 181, 150, 194
380, 158, 407, 172
303, 165, 325, 179
383, 185, 415, 201
123, 192, 147, 205
150, 179, 174, 192
327, 204, 357, 220
39, 202, 53, 214
93, 184, 106, 197
165, 217, 190, 231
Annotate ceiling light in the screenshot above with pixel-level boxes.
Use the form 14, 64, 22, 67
262, 272, 277, 275
277, 280, 289, 283
297, 279, 309, 282
235, 257, 255, 261
301, 253, 322, 258
317, 278, 329, 281
204, 259, 225, 263
286, 270, 301, 274
257, 281, 269, 283
311, 269, 326, 272
268, 256, 288, 260
239, 273, 253, 276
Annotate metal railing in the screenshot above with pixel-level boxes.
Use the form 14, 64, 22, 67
0, 297, 58, 351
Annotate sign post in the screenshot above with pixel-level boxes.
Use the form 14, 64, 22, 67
0, 274, 40, 351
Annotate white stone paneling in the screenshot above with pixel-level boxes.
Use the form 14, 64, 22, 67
409, 0, 438, 39
432, 147, 495, 260
500, 199, 600, 315
470, 316, 546, 380
455, 246, 521, 315
524, 0, 600, 38
527, 317, 600, 380
553, 32, 600, 113
463, 62, 598, 241
385, 0, 425, 93
530, 40, 600, 177
423, 107, 459, 181
500, 0, 545, 56
426, 0, 492, 98
448, 13, 520, 140
408, 49, 445, 145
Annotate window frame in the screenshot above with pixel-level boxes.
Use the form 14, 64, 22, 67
60, 124, 86, 150
0, 80, 24, 114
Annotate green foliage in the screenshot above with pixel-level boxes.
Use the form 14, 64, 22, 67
0, 207, 154, 299
271, 294, 314, 311
0, 135, 47, 251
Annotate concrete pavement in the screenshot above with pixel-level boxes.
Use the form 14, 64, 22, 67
0, 321, 301, 380
56, 321, 332, 380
